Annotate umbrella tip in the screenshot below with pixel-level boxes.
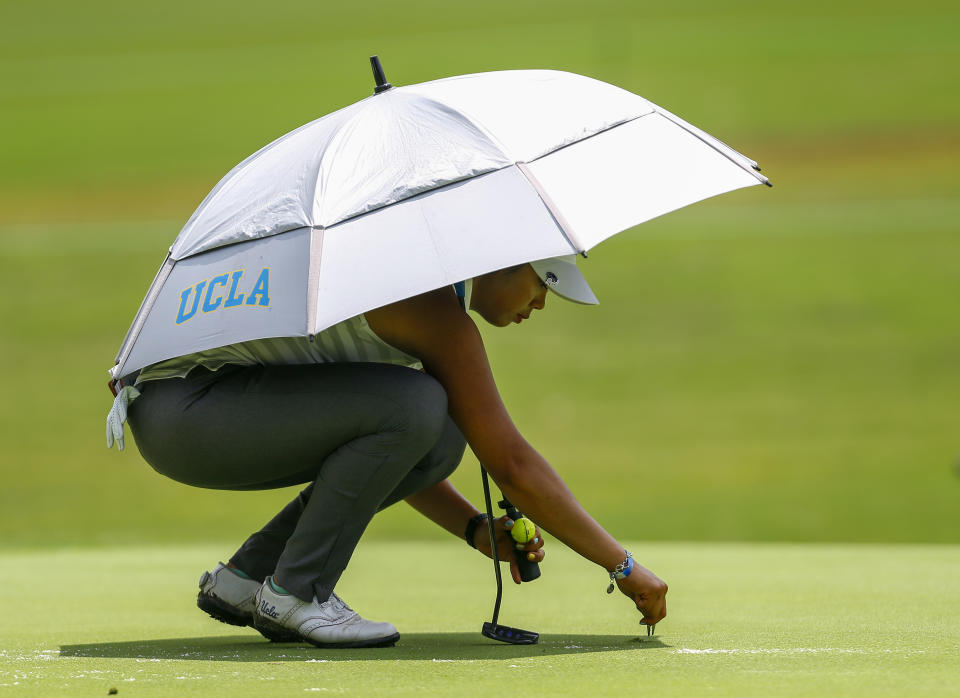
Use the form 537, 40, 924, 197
369, 55, 393, 94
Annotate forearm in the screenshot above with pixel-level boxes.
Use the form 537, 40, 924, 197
489, 443, 626, 572
405, 479, 480, 540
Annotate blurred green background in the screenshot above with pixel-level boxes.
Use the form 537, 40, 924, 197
1, 0, 957, 549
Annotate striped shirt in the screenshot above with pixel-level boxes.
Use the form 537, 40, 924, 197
135, 280, 472, 384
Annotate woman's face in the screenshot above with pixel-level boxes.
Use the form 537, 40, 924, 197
470, 264, 548, 327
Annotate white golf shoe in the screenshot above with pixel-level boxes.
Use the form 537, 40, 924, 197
197, 563, 299, 642
253, 577, 400, 648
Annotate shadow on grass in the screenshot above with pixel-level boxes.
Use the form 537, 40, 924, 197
60, 632, 667, 662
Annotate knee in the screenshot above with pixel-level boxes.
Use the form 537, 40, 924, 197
418, 417, 467, 485
436, 418, 467, 476
381, 370, 450, 449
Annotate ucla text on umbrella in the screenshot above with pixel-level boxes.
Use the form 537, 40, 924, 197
176, 268, 271, 324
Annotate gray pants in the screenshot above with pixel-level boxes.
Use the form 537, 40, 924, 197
128, 362, 466, 602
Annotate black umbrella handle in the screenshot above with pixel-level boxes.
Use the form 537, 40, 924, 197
498, 498, 541, 582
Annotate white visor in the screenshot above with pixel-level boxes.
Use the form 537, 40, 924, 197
530, 255, 598, 305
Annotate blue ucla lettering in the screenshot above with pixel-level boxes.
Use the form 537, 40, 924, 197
175, 267, 271, 324
176, 280, 207, 324
203, 274, 229, 313
245, 268, 271, 306
223, 270, 245, 308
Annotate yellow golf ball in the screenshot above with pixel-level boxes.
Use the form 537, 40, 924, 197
510, 517, 537, 544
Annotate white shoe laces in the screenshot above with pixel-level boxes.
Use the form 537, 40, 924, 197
326, 592, 352, 612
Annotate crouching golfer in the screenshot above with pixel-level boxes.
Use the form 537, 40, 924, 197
107, 257, 668, 648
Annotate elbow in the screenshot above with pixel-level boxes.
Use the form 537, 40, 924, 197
492, 455, 523, 492
487, 445, 537, 498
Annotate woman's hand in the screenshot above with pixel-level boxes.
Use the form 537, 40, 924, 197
473, 515, 546, 584
615, 562, 668, 626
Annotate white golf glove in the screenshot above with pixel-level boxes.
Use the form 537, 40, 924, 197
105, 385, 141, 451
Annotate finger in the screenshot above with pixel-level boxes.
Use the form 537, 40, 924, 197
638, 598, 666, 625
524, 549, 545, 563
518, 535, 544, 551
503, 517, 515, 529
509, 559, 522, 584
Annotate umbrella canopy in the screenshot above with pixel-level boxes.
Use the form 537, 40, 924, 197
111, 64, 768, 383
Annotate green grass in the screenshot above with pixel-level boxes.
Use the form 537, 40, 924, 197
1, 0, 958, 197
2, 541, 958, 696
3, 193, 959, 547
1, 0, 959, 548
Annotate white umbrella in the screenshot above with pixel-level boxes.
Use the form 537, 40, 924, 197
109, 58, 769, 386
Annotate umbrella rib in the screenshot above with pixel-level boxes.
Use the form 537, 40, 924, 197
306, 227, 325, 338
112, 255, 176, 379
515, 162, 586, 257
317, 114, 651, 232
652, 106, 770, 185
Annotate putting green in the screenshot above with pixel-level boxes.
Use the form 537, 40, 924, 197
2, 541, 957, 696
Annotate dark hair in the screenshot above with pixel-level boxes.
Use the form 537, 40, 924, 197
500, 263, 527, 274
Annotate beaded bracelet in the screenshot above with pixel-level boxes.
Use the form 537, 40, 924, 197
606, 550, 634, 593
